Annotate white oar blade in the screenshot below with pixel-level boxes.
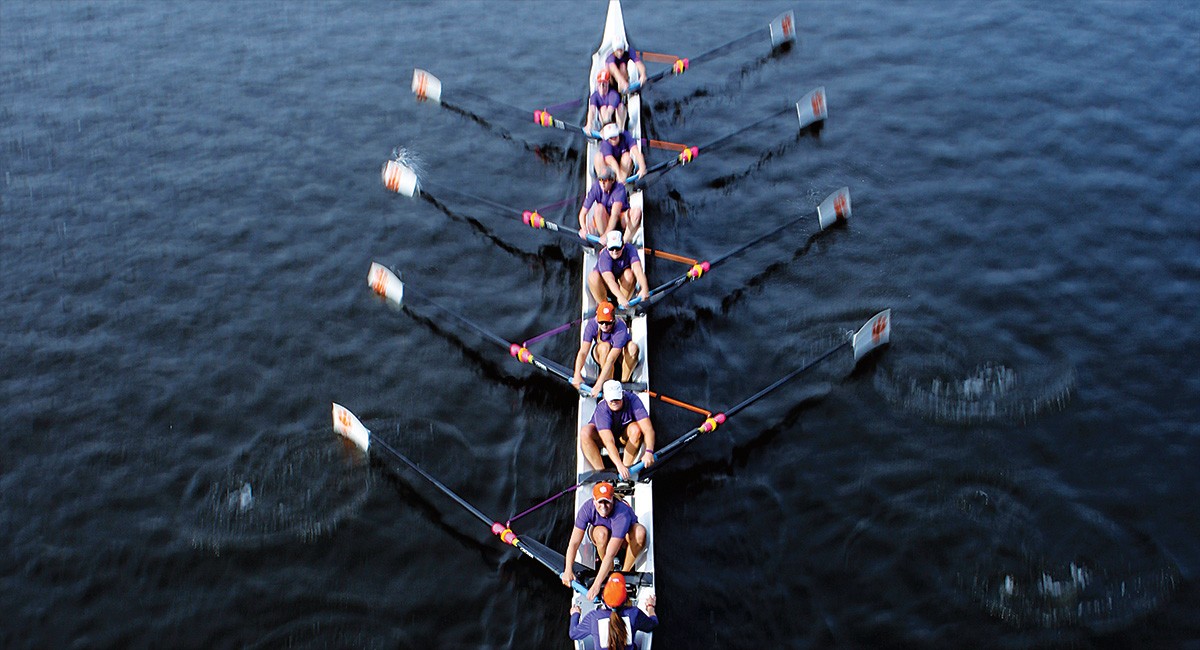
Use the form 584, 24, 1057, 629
817, 187, 851, 230
367, 262, 404, 307
381, 159, 419, 196
770, 10, 797, 47
332, 403, 371, 453
796, 87, 827, 129
852, 309, 891, 361
411, 68, 442, 104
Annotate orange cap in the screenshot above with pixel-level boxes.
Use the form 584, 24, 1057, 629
592, 481, 614, 503
603, 572, 628, 608
596, 302, 615, 322
596, 69, 611, 83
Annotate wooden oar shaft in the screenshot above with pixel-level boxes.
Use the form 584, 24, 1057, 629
649, 391, 712, 416
645, 248, 698, 265
648, 139, 688, 152
638, 51, 683, 64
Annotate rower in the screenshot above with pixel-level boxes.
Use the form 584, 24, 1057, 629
577, 168, 630, 242
571, 301, 641, 399
589, 230, 650, 309
595, 122, 648, 188
606, 39, 647, 95
580, 380, 657, 481
569, 573, 658, 649
562, 481, 649, 601
587, 69, 624, 131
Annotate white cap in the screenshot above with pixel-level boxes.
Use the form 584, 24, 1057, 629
605, 230, 623, 249
611, 40, 625, 52
600, 123, 620, 140
603, 380, 624, 402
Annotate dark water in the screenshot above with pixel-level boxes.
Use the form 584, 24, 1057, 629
3, 1, 1198, 647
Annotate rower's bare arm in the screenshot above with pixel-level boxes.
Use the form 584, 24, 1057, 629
577, 205, 587, 230
639, 416, 657, 465
608, 62, 627, 90
632, 143, 647, 175
572, 339, 591, 386
598, 428, 631, 478
602, 271, 623, 302
563, 527, 586, 585
606, 154, 623, 180
596, 346, 621, 388
604, 206, 621, 235
632, 261, 650, 299
588, 536, 624, 596
598, 428, 621, 460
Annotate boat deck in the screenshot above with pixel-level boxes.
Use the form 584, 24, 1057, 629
572, 1, 655, 647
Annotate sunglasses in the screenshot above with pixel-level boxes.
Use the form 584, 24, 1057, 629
598, 320, 614, 327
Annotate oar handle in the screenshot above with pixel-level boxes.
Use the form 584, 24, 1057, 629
533, 109, 601, 140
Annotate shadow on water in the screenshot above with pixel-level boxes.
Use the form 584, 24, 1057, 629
399, 304, 575, 419
704, 123, 824, 196
439, 101, 579, 167
420, 194, 570, 265
637, 225, 840, 338
370, 452, 504, 563
717, 226, 832, 315
648, 43, 795, 122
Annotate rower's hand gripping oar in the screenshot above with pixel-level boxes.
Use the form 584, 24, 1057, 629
381, 157, 602, 247
635, 10, 797, 93
624, 86, 826, 187
331, 403, 592, 595
412, 69, 601, 140
367, 263, 596, 397
578, 309, 892, 483
624, 186, 850, 312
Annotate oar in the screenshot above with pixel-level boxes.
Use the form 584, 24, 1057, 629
579, 309, 892, 483
412, 69, 600, 140
624, 186, 850, 311
382, 157, 601, 247
331, 403, 592, 595
635, 10, 797, 92
367, 263, 595, 397
625, 87, 826, 187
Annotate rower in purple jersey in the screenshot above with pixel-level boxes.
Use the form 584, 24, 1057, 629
577, 168, 629, 241
589, 230, 650, 308
569, 573, 658, 650
580, 380, 657, 480
562, 483, 650, 604
606, 39, 647, 94
587, 69, 623, 131
595, 122, 647, 186
572, 301, 640, 398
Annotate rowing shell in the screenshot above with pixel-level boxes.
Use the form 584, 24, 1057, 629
573, 0, 655, 646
